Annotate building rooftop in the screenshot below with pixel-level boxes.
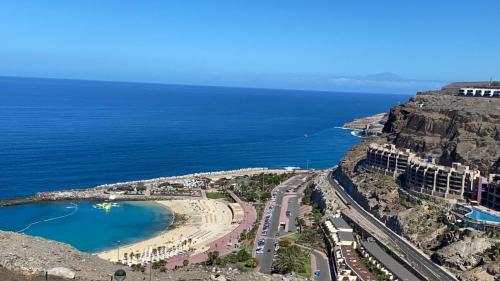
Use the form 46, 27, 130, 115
340, 245, 377, 281
338, 231, 355, 243
329, 216, 352, 230
361, 241, 420, 281
368, 143, 410, 154
409, 158, 480, 176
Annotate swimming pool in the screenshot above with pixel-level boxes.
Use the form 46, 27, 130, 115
466, 207, 500, 223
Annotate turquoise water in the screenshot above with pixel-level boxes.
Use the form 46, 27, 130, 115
466, 208, 500, 223
0, 201, 173, 252
0, 76, 407, 251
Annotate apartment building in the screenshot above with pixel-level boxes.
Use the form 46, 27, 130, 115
486, 174, 500, 211
366, 143, 415, 175
406, 159, 480, 200
459, 87, 500, 97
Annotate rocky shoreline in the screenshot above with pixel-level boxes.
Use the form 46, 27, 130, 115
341, 112, 387, 137
332, 88, 500, 281
0, 167, 292, 207
0, 189, 197, 207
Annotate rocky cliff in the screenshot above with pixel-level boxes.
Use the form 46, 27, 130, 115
383, 92, 500, 173
334, 90, 500, 281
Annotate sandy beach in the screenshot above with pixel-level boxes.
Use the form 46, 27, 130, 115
98, 198, 241, 264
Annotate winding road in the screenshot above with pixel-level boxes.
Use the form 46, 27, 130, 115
328, 170, 457, 281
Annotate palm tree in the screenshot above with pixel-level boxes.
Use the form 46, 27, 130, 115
273, 246, 305, 274
207, 251, 219, 266
295, 217, 305, 234
245, 258, 258, 268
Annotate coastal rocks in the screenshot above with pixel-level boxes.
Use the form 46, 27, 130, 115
459, 263, 499, 281
432, 231, 493, 271
332, 89, 500, 280
342, 112, 387, 137
486, 261, 500, 277
0, 231, 145, 280
0, 230, 309, 281
47, 267, 75, 279
383, 93, 500, 173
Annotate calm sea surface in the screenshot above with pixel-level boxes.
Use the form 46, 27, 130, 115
0, 77, 408, 251
0, 201, 172, 252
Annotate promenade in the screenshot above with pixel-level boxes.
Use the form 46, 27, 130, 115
165, 191, 256, 268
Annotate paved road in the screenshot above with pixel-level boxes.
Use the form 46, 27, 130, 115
286, 197, 299, 233
329, 171, 457, 281
257, 175, 308, 273
310, 249, 331, 281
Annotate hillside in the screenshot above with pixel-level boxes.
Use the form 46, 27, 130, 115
334, 89, 500, 281
0, 231, 305, 281
383, 91, 500, 173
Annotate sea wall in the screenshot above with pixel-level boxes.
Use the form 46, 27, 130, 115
0, 190, 197, 207
0, 167, 295, 207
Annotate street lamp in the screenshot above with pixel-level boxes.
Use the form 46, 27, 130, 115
114, 269, 126, 281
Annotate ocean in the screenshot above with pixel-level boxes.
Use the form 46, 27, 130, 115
0, 201, 173, 253
0, 76, 408, 251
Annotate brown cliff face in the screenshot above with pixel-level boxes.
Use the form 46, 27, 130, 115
382, 92, 500, 174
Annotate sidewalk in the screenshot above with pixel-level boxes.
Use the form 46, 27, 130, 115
166, 191, 256, 269
296, 244, 331, 281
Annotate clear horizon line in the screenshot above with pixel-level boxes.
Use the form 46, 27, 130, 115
0, 74, 416, 96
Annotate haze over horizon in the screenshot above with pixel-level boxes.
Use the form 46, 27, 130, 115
1, 1, 499, 94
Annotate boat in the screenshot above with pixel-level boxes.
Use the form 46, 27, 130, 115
93, 202, 119, 211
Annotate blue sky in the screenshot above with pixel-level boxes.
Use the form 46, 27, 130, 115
0, 1, 498, 94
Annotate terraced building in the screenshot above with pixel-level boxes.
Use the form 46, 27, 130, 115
365, 143, 415, 176
406, 160, 480, 200
365, 143, 482, 201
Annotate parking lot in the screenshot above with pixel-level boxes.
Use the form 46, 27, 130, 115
254, 174, 308, 273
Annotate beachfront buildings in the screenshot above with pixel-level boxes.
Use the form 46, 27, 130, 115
458, 87, 500, 97
366, 143, 415, 176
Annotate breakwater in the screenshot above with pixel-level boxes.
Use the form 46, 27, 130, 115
0, 167, 292, 207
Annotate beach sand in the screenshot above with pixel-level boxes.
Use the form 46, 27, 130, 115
98, 198, 240, 263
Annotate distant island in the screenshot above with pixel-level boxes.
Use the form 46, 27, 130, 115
1, 82, 499, 281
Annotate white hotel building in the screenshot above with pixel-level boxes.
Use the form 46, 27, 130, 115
458, 88, 500, 97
